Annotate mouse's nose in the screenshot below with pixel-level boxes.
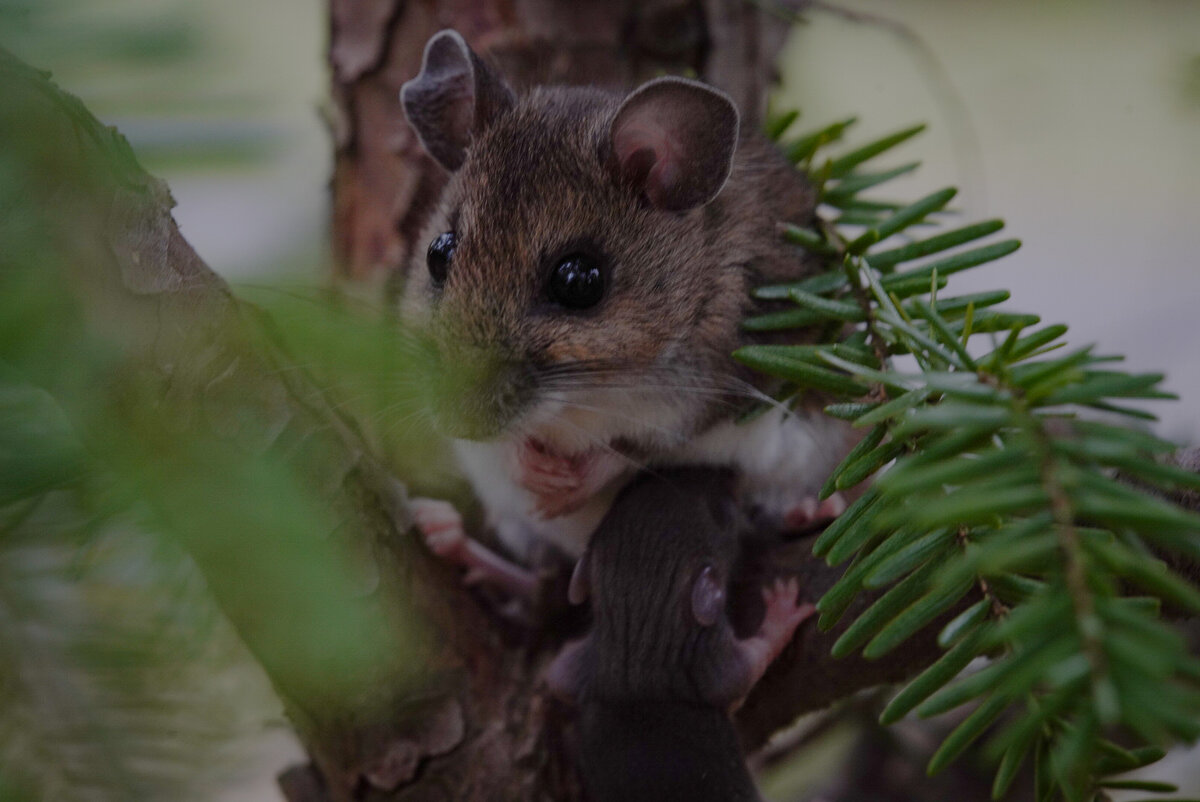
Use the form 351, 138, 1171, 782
422, 342, 533, 440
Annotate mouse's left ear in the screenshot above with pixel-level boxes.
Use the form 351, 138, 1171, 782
608, 77, 739, 211
401, 29, 515, 171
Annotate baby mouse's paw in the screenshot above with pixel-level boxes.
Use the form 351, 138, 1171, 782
756, 577, 815, 670
735, 577, 816, 696
760, 577, 816, 645
411, 497, 537, 598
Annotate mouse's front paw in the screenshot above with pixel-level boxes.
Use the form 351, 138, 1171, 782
411, 497, 537, 598
517, 440, 627, 519
782, 492, 847, 532
412, 497, 468, 557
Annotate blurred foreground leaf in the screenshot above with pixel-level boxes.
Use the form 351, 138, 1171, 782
0, 47, 431, 801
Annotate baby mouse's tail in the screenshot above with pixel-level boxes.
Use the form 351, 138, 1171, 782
578, 700, 761, 802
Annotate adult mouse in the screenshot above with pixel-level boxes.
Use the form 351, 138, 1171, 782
399, 30, 855, 586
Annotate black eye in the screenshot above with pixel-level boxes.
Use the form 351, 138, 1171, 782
548, 254, 605, 309
426, 231, 457, 285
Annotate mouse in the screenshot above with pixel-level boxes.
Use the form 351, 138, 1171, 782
398, 30, 856, 586
545, 467, 814, 802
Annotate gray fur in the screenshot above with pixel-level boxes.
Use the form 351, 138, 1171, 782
550, 468, 765, 802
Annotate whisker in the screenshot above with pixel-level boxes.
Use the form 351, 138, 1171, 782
547, 398, 681, 442
537, 362, 797, 420
541, 414, 654, 475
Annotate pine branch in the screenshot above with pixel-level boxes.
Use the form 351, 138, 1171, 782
746, 112, 1200, 800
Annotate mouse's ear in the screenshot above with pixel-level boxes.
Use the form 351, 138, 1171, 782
400, 29, 515, 171
690, 564, 726, 627
567, 552, 591, 605
544, 638, 587, 703
608, 77, 739, 211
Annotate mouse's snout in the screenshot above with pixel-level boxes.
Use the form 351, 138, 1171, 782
421, 340, 534, 440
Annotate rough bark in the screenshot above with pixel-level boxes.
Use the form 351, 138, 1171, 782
327, 0, 791, 284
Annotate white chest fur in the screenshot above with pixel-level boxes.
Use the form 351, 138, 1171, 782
454, 407, 849, 561
452, 438, 622, 559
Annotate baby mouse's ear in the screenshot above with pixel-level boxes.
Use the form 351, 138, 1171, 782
609, 77, 739, 211
690, 564, 726, 627
567, 552, 591, 605
400, 29, 515, 171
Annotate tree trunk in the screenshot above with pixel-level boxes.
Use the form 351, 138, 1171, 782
327, 0, 791, 284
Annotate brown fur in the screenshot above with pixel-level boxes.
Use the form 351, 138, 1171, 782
400, 81, 823, 444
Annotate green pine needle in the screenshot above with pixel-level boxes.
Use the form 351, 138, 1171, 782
738, 113, 1200, 801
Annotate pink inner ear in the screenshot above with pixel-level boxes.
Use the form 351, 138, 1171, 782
615, 121, 680, 204
647, 159, 679, 209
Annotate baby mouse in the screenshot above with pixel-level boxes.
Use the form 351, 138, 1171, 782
546, 468, 812, 802
399, 30, 855, 581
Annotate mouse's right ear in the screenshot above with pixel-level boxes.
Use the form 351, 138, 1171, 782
608, 77, 739, 211
400, 30, 515, 171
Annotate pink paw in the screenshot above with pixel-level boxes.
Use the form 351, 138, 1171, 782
783, 492, 847, 531
735, 577, 816, 699
760, 577, 816, 654
410, 497, 536, 598
411, 497, 467, 559
513, 439, 627, 520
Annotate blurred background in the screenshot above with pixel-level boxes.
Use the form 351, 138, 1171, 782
1, 0, 1197, 799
